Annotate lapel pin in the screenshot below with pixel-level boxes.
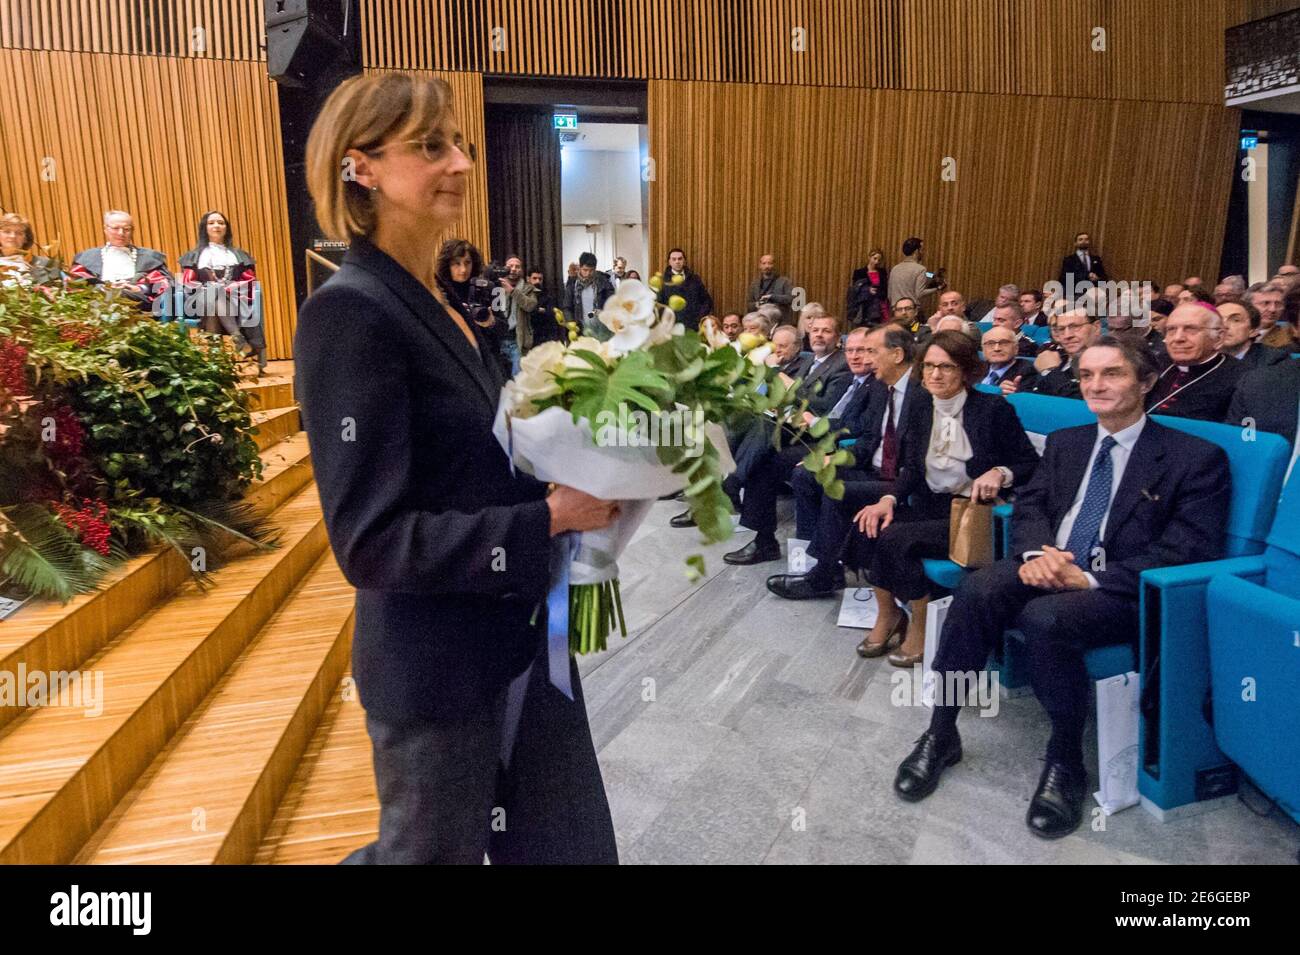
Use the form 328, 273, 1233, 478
1140, 488, 1159, 501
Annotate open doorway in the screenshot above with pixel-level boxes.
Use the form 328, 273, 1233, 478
560, 122, 649, 279
483, 78, 648, 292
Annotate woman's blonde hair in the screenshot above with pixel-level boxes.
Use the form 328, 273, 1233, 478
306, 72, 454, 241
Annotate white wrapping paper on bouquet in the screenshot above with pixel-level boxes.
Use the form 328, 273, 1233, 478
492, 402, 736, 584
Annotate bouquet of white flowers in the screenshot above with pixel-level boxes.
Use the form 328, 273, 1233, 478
494, 279, 849, 655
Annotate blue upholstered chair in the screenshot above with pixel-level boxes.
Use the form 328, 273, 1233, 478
1204, 479, 1300, 824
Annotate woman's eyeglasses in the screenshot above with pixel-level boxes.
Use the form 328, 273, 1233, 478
921, 362, 960, 375
365, 134, 476, 163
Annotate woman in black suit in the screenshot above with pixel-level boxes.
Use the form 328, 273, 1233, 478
295, 72, 621, 864
849, 331, 1040, 666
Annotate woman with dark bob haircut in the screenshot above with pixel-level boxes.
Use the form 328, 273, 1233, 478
294, 71, 620, 864
847, 330, 1040, 666
178, 211, 263, 372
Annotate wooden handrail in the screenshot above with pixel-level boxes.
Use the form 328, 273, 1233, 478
304, 249, 340, 296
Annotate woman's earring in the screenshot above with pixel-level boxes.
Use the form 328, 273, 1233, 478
370, 185, 379, 192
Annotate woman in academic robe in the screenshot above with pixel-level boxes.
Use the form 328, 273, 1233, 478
295, 72, 620, 864
179, 211, 265, 373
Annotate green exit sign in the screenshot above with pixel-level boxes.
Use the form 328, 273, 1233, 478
553, 112, 578, 130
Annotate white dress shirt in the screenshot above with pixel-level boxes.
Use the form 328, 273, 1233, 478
101, 245, 137, 282
1051, 415, 1147, 582
871, 372, 910, 471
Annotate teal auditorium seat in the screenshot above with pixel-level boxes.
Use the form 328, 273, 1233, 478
919, 391, 1292, 819
1204, 481, 1300, 824
1134, 420, 1289, 819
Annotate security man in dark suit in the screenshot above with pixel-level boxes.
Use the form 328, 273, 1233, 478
893, 337, 1230, 839
1058, 231, 1107, 300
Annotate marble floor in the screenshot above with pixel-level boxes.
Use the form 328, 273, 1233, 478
576, 496, 1300, 865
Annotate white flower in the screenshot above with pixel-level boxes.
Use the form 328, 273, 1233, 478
597, 279, 660, 355
746, 344, 773, 366
507, 341, 566, 417
565, 336, 614, 370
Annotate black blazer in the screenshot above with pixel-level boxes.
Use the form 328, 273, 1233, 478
294, 237, 554, 723
1234, 342, 1288, 370
852, 374, 931, 471
1029, 360, 1082, 399
889, 387, 1040, 506
980, 356, 1040, 392
1226, 357, 1300, 449
1010, 419, 1230, 599
1059, 250, 1107, 289
827, 373, 877, 436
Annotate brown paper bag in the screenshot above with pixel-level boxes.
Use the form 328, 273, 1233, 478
948, 497, 1000, 568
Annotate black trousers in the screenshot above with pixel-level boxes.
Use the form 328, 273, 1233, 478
845, 492, 953, 601
343, 642, 618, 865
929, 558, 1140, 773
738, 442, 808, 537
798, 468, 894, 586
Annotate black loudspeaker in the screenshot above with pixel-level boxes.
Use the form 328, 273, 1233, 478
265, 0, 355, 87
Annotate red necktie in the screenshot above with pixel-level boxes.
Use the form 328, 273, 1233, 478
880, 385, 899, 480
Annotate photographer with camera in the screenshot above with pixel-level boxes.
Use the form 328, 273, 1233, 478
563, 251, 616, 340
436, 239, 509, 375
512, 266, 566, 350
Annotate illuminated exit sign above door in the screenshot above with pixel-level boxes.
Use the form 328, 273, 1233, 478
553, 112, 578, 130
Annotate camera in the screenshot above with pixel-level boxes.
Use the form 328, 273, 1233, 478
483, 261, 510, 282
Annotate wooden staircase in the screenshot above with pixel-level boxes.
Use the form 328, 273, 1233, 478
0, 364, 379, 865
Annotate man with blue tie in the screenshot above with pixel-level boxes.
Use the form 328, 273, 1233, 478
980, 326, 1040, 393
893, 337, 1230, 838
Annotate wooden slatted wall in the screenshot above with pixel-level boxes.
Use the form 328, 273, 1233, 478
0, 49, 297, 358
646, 80, 1240, 315
361, 0, 1228, 105
0, 0, 266, 60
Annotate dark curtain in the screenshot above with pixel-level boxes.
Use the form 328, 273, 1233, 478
485, 111, 562, 287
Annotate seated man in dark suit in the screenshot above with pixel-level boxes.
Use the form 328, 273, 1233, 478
989, 302, 1040, 358
767, 324, 931, 598
1012, 309, 1100, 399
769, 324, 808, 378
893, 337, 1230, 838
1218, 299, 1287, 370
1226, 356, 1300, 452
713, 322, 865, 565
1145, 303, 1246, 420
979, 325, 1040, 393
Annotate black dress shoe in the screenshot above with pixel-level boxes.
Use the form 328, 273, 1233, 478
658, 490, 684, 501
765, 573, 839, 600
894, 731, 962, 802
669, 511, 696, 528
723, 538, 781, 565
1026, 762, 1087, 839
